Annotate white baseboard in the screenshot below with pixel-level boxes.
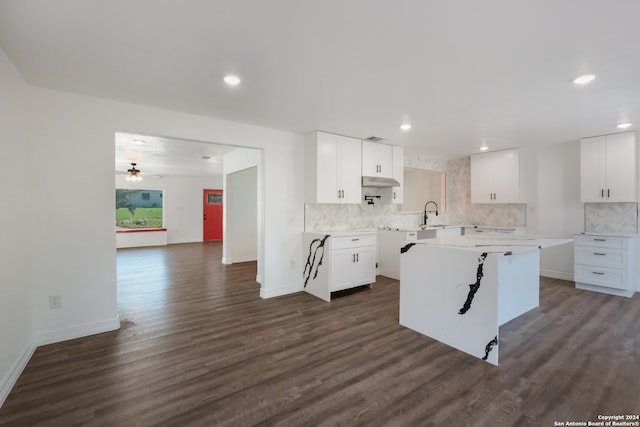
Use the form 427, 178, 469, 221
0, 337, 36, 408
576, 282, 635, 298
260, 281, 303, 299
540, 269, 574, 282
34, 316, 121, 347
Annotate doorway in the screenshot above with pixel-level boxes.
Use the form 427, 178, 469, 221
203, 189, 223, 241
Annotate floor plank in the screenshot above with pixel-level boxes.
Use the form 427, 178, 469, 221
1, 242, 639, 426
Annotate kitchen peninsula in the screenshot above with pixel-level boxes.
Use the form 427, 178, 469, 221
399, 235, 572, 365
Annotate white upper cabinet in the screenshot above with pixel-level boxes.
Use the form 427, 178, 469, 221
471, 148, 521, 204
391, 145, 404, 204
305, 131, 362, 204
580, 132, 636, 203
362, 141, 393, 178
378, 145, 404, 204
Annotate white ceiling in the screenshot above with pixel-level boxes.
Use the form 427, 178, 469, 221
1, 0, 640, 160
115, 132, 238, 178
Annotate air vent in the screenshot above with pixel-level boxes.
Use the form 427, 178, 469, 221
365, 136, 384, 142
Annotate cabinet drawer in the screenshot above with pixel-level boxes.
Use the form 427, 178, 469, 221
574, 246, 629, 268
405, 231, 418, 241
574, 235, 629, 249
574, 264, 630, 290
331, 234, 376, 249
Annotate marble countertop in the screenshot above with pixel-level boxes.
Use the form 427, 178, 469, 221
409, 234, 573, 254
576, 231, 639, 238
305, 229, 377, 236
379, 225, 464, 232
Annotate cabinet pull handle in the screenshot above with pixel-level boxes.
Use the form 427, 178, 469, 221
352, 254, 356, 262
601, 189, 604, 197
593, 252, 607, 256
393, 191, 396, 199
593, 238, 606, 242
592, 271, 605, 275
352, 238, 360, 241
356, 253, 359, 262
607, 189, 610, 198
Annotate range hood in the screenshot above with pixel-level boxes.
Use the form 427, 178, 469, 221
361, 176, 400, 188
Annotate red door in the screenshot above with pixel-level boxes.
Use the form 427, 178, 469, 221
203, 189, 223, 241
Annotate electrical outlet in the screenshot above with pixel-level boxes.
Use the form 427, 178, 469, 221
49, 295, 62, 309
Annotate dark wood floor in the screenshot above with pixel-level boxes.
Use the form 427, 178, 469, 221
1, 242, 639, 426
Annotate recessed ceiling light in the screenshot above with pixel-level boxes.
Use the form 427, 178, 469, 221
132, 139, 145, 145
224, 75, 241, 86
400, 124, 411, 131
479, 146, 489, 151
573, 74, 596, 85
200, 155, 212, 160
616, 122, 632, 129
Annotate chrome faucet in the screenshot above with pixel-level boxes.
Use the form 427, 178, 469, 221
422, 201, 439, 227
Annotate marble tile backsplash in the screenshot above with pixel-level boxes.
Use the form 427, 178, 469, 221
445, 157, 526, 227
304, 152, 637, 233
305, 154, 527, 231
585, 203, 638, 233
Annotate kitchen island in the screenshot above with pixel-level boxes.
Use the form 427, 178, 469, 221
399, 235, 572, 365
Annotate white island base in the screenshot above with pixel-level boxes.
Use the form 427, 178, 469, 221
400, 236, 571, 365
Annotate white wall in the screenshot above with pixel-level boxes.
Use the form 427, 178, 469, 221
0, 48, 34, 406
523, 142, 584, 280
115, 174, 223, 244
222, 148, 263, 280
25, 84, 305, 347
225, 167, 258, 264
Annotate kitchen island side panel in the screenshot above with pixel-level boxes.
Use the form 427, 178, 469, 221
399, 244, 500, 365
303, 232, 332, 302
497, 250, 540, 326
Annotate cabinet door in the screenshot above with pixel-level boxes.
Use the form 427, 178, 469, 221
580, 136, 606, 202
337, 136, 362, 203
331, 248, 357, 291
361, 140, 379, 176
391, 145, 404, 204
470, 153, 494, 203
316, 132, 341, 203
605, 132, 636, 202
492, 149, 520, 203
352, 246, 376, 286
377, 144, 393, 178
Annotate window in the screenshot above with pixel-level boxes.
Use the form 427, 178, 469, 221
207, 193, 223, 204
115, 189, 163, 229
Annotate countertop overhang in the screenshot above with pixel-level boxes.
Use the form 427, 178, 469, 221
408, 234, 573, 254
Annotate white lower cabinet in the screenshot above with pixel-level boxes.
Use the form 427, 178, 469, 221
303, 232, 376, 301
574, 233, 637, 297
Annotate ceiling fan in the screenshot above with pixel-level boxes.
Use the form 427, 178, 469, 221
115, 162, 163, 181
